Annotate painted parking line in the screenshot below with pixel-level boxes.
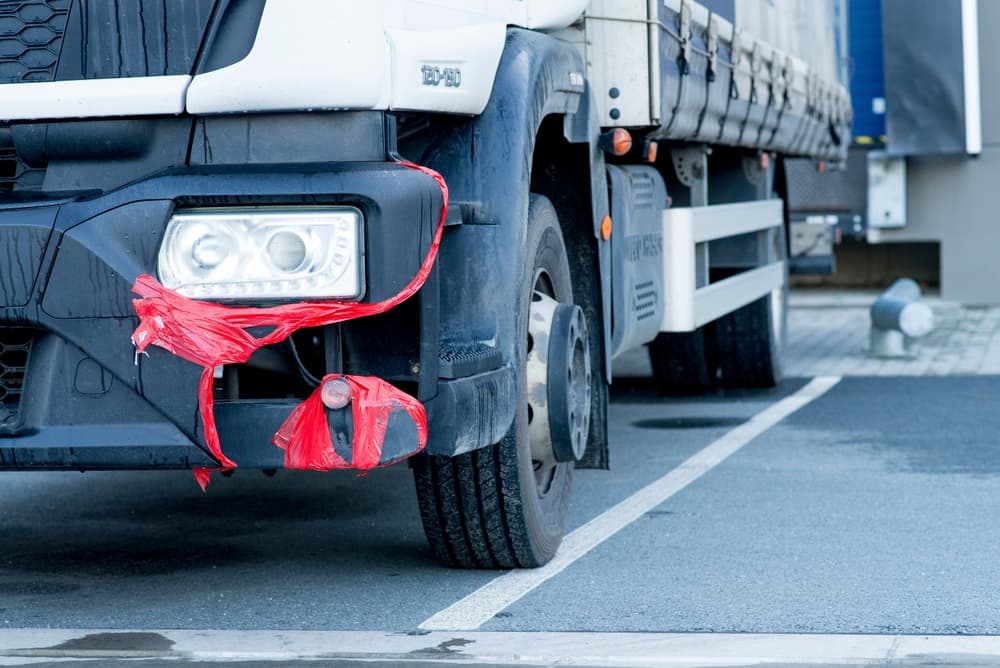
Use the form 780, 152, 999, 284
2, 628, 999, 665
420, 376, 841, 632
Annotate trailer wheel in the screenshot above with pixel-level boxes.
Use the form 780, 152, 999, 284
712, 283, 787, 387
413, 195, 581, 568
647, 329, 715, 394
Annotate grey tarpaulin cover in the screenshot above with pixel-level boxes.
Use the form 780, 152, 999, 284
881, 0, 969, 156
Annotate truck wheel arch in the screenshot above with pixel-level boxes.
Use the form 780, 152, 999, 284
418, 28, 611, 465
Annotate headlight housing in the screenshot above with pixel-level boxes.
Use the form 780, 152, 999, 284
157, 207, 364, 301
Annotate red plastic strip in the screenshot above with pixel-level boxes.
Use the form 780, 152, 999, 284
192, 466, 215, 492
273, 374, 428, 471
130, 162, 447, 485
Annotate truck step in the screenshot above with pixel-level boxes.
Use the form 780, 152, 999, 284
438, 342, 502, 379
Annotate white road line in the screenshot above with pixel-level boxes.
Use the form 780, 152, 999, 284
2, 629, 1000, 665
420, 376, 842, 631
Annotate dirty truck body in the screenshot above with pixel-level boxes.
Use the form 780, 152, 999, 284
0, 0, 849, 567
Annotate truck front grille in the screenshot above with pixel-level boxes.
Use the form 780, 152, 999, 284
0, 0, 70, 84
0, 139, 43, 192
0, 0, 69, 193
0, 328, 34, 425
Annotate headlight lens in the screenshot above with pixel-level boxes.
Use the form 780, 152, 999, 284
157, 207, 364, 300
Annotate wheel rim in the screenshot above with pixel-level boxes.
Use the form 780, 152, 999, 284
526, 287, 558, 493
525, 270, 591, 495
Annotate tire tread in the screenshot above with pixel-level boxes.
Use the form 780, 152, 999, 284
648, 329, 715, 394
414, 446, 532, 568
713, 295, 782, 387
413, 194, 575, 570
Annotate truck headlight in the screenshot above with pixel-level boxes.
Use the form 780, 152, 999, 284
157, 207, 364, 300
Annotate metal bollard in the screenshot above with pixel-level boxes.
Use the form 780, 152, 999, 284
869, 279, 934, 358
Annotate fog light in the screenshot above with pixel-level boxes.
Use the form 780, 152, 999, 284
321, 377, 352, 410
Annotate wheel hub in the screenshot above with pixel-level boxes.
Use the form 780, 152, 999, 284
527, 292, 592, 468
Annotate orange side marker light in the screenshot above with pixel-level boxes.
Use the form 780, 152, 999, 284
600, 215, 613, 241
598, 128, 633, 156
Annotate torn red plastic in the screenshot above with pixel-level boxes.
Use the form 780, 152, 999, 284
130, 161, 446, 485
192, 467, 216, 492
273, 374, 427, 471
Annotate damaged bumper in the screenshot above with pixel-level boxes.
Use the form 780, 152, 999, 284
0, 162, 512, 471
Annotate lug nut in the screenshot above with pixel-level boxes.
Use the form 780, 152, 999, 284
320, 377, 352, 410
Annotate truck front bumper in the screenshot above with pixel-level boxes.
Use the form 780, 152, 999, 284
0, 162, 512, 470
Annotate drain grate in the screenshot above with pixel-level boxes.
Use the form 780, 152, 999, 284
632, 416, 745, 430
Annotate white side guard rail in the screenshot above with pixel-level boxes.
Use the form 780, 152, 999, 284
661, 200, 785, 332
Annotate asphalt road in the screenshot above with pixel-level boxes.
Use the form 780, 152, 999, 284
2, 373, 1000, 663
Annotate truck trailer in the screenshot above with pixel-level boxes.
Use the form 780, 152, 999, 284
0, 0, 850, 568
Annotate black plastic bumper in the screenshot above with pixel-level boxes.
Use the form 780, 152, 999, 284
0, 162, 485, 470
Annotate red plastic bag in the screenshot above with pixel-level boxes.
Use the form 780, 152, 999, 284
273, 374, 427, 471
130, 162, 447, 487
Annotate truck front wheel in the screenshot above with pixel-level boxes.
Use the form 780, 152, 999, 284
413, 195, 579, 568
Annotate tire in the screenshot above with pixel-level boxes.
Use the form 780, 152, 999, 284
413, 195, 575, 568
561, 205, 608, 470
647, 329, 716, 394
712, 283, 787, 387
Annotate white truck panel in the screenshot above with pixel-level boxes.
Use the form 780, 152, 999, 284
188, 0, 582, 116
0, 76, 190, 121
387, 24, 507, 114
187, 0, 394, 114
0, 0, 586, 120
580, 0, 651, 127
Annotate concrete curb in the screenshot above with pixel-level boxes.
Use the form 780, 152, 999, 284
3, 629, 1000, 666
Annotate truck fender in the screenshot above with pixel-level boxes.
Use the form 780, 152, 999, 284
430, 28, 611, 384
